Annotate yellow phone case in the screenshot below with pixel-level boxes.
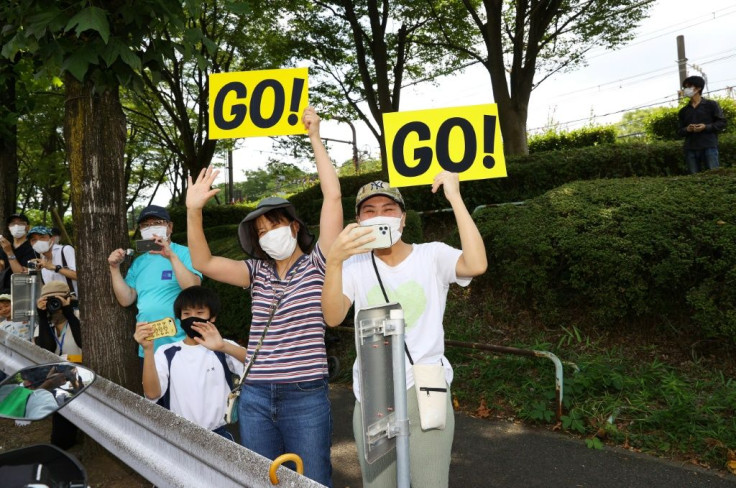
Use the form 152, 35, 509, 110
146, 317, 177, 341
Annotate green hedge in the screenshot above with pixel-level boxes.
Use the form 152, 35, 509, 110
472, 169, 736, 342
528, 125, 617, 153
165, 135, 736, 229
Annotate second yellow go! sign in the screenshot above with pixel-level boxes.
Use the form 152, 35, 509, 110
209, 68, 309, 139
382, 104, 507, 188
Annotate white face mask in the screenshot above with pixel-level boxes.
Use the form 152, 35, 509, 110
32, 240, 51, 254
9, 225, 26, 239
140, 226, 168, 241
359, 215, 403, 243
683, 87, 696, 98
259, 225, 297, 261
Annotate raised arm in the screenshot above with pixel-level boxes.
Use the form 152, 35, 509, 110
108, 248, 137, 307
321, 224, 373, 326
186, 167, 250, 288
134, 322, 162, 400
431, 171, 487, 278
150, 236, 201, 289
303, 107, 343, 255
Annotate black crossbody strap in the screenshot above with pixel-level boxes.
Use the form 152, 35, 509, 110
370, 251, 414, 365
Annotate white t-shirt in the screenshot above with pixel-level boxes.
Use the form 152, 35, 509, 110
40, 244, 78, 297
152, 340, 245, 431
341, 242, 471, 401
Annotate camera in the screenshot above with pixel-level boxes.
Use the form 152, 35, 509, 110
27, 261, 37, 270
46, 296, 63, 312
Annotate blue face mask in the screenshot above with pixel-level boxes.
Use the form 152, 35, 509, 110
179, 316, 210, 339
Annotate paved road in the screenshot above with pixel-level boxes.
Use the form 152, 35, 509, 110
328, 383, 736, 488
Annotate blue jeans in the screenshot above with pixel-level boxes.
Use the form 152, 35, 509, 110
685, 147, 719, 174
238, 379, 333, 487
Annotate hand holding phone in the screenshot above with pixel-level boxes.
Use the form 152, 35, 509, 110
136, 239, 163, 253
349, 224, 392, 250
145, 317, 177, 341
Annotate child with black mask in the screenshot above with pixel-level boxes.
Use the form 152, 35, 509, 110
134, 285, 245, 440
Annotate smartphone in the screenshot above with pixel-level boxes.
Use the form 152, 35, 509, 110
136, 239, 162, 253
349, 224, 392, 250
145, 317, 177, 341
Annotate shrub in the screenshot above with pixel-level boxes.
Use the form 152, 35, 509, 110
472, 169, 736, 342
529, 125, 617, 153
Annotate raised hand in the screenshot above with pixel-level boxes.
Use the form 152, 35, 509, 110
302, 106, 321, 139
431, 171, 461, 202
192, 321, 225, 351
186, 166, 221, 210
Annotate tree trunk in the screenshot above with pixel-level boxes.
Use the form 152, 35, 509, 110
64, 74, 139, 391
0, 59, 18, 224
496, 98, 530, 156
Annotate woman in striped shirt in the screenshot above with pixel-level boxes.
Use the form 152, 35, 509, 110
185, 107, 341, 487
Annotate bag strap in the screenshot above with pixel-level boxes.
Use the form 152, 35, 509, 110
230, 261, 300, 394
370, 251, 414, 365
59, 245, 75, 292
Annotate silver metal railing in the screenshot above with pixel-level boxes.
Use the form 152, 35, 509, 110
0, 330, 325, 488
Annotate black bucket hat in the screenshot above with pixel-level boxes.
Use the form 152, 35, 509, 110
237, 197, 315, 258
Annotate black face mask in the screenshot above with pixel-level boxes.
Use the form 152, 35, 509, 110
180, 316, 210, 339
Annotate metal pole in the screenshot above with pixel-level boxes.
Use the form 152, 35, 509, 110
389, 308, 410, 488
227, 150, 234, 204
676, 35, 688, 89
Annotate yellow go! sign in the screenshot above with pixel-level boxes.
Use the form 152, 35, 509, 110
209, 68, 309, 139
382, 104, 506, 188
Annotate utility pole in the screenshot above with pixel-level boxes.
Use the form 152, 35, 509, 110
676, 35, 688, 91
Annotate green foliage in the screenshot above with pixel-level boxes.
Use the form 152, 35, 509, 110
168, 204, 252, 234
472, 169, 736, 342
644, 97, 736, 141
528, 126, 617, 153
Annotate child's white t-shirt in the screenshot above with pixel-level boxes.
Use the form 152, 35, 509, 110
152, 340, 244, 431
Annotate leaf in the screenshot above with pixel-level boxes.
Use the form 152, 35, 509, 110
65, 7, 110, 44
118, 46, 142, 72
62, 53, 89, 82
475, 398, 491, 419
727, 460, 736, 475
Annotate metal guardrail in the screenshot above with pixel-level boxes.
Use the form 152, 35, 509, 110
0, 330, 325, 488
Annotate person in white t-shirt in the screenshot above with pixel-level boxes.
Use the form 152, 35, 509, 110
321, 173, 487, 488
134, 285, 245, 439
26, 226, 78, 298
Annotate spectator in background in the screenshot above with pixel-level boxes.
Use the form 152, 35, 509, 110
35, 280, 81, 449
0, 213, 37, 291
678, 75, 727, 174
27, 226, 78, 298
108, 205, 202, 360
0, 293, 30, 339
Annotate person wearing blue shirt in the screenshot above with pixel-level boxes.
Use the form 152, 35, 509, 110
107, 205, 202, 357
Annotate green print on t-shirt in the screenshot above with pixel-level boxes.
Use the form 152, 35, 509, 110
366, 281, 427, 331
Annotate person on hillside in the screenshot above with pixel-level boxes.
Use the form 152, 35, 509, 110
185, 107, 341, 487
677, 75, 727, 174
27, 226, 78, 298
107, 205, 202, 360
321, 174, 487, 488
0, 213, 37, 291
134, 285, 245, 440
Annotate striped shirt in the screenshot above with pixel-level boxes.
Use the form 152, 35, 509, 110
243, 244, 328, 383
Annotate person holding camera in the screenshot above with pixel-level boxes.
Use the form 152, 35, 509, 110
34, 280, 81, 449
0, 213, 36, 292
108, 205, 202, 359
27, 226, 78, 298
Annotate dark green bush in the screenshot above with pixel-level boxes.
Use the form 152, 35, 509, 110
645, 97, 736, 141
529, 125, 617, 153
473, 169, 736, 342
